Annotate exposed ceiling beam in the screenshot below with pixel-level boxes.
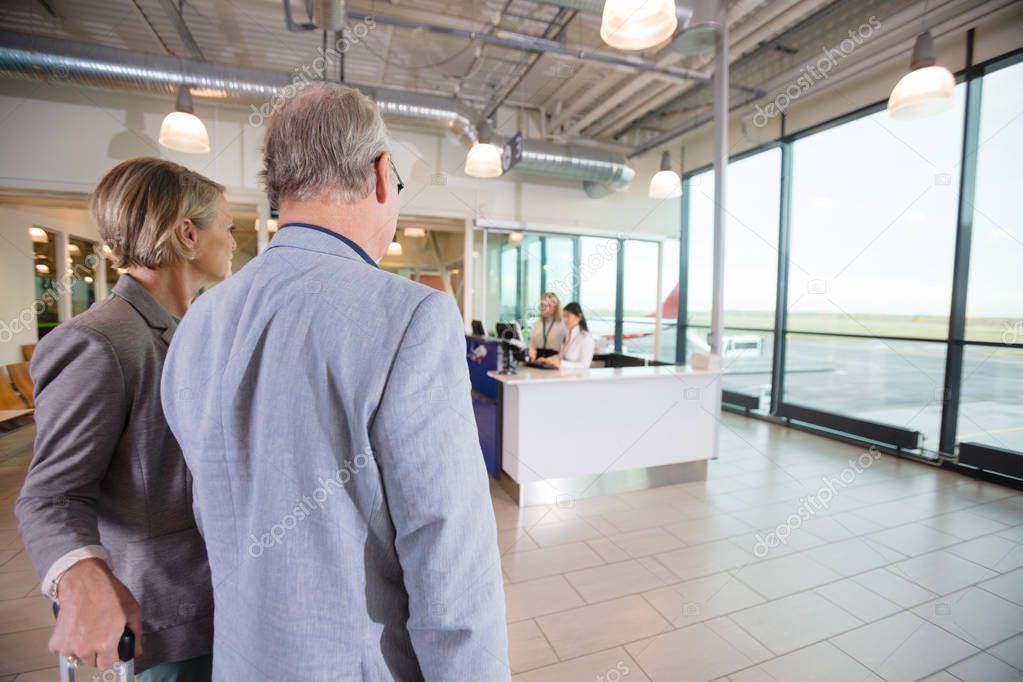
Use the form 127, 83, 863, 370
591, 0, 831, 139
347, 11, 728, 87
481, 6, 577, 120
156, 0, 205, 61
558, 0, 780, 138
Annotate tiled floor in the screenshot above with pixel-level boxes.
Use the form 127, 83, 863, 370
2, 414, 1022, 680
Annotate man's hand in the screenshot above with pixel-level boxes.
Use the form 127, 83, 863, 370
50, 558, 143, 669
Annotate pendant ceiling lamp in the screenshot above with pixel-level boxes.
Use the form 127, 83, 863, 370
464, 122, 503, 178
601, 0, 678, 51
888, 25, 954, 120
159, 85, 211, 154
649, 150, 682, 199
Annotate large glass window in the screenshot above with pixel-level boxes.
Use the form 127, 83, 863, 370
787, 91, 965, 339
782, 87, 966, 446
959, 347, 1023, 453
684, 149, 781, 399
958, 60, 1023, 454
785, 333, 946, 447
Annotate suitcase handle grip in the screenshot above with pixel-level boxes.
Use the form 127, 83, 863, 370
52, 602, 136, 662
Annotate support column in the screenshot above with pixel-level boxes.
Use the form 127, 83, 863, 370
709, 1, 728, 356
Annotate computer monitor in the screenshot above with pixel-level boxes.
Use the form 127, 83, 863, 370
471, 319, 486, 337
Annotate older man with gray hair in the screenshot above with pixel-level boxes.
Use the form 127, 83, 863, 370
161, 83, 509, 680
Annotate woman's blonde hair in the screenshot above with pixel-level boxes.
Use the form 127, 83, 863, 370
541, 292, 562, 323
91, 157, 225, 269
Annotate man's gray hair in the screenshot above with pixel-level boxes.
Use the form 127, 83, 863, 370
261, 82, 389, 207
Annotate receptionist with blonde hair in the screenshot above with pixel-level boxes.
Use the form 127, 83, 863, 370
527, 291, 568, 361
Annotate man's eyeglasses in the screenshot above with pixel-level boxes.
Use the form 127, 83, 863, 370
388, 157, 404, 195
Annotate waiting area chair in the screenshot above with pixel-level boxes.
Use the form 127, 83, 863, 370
0, 365, 33, 430
6, 363, 34, 408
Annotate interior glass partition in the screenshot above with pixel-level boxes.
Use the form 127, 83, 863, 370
620, 240, 659, 358
31, 226, 59, 340
476, 228, 669, 360
67, 236, 98, 317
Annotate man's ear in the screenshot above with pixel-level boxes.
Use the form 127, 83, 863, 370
375, 152, 390, 205
175, 217, 198, 251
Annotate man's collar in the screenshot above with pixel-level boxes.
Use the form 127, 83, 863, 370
267, 223, 378, 267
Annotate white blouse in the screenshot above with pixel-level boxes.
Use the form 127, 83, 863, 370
560, 327, 595, 369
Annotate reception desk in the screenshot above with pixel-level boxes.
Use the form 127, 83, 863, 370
489, 365, 721, 506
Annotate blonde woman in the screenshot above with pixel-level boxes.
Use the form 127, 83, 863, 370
527, 292, 568, 361
16, 157, 236, 680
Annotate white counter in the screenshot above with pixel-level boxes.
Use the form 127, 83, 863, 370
489, 365, 721, 505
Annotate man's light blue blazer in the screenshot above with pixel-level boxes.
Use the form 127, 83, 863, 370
161, 224, 510, 681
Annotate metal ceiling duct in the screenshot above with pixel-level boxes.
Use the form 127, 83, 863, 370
359, 85, 478, 147
0, 29, 633, 197
515, 141, 636, 198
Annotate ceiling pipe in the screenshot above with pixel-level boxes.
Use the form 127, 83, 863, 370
533, 0, 695, 24
514, 140, 636, 198
344, 10, 747, 89
0, 30, 634, 197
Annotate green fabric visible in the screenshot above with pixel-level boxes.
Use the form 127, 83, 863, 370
137, 654, 213, 682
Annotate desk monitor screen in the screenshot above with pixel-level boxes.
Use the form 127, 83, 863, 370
471, 319, 486, 337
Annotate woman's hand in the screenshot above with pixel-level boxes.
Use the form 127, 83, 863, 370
539, 356, 561, 367
51, 558, 143, 670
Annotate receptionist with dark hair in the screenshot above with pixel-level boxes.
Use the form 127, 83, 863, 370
536, 301, 595, 369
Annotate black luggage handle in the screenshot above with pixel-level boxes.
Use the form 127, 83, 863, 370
52, 602, 135, 662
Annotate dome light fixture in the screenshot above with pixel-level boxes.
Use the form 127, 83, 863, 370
601, 0, 678, 51
387, 240, 403, 255
404, 227, 427, 238
29, 226, 48, 243
465, 122, 503, 178
888, 31, 955, 120
649, 151, 682, 199
159, 85, 211, 154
